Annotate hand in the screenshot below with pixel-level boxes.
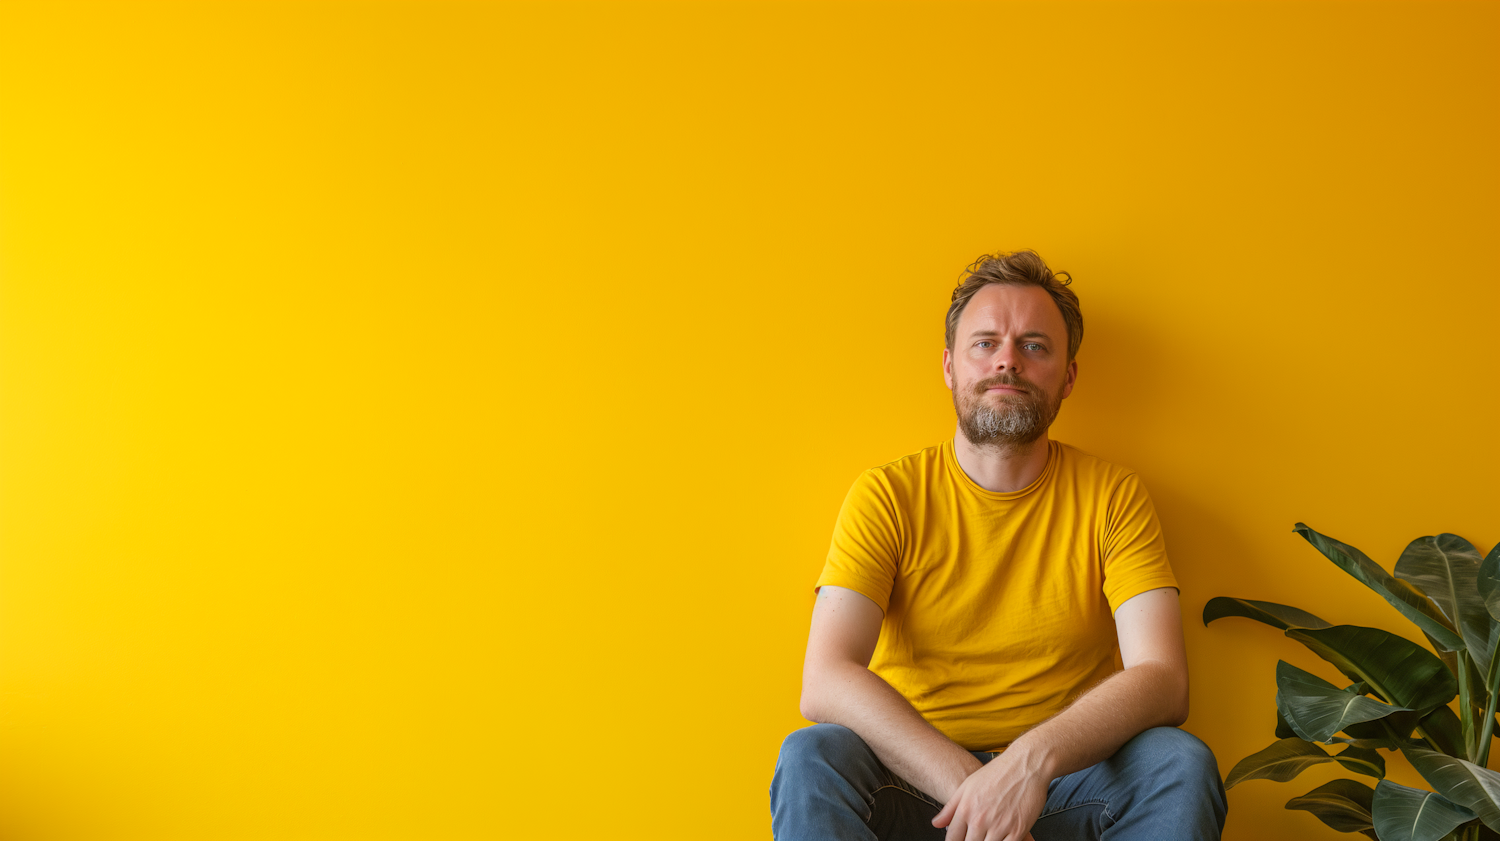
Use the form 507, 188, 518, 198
931, 744, 1049, 841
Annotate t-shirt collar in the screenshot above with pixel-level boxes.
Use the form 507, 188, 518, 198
943, 438, 1059, 501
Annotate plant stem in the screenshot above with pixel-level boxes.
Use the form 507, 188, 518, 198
1460, 652, 1477, 761
1477, 638, 1500, 767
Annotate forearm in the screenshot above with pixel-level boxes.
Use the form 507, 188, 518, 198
802, 661, 982, 802
1007, 659, 1189, 780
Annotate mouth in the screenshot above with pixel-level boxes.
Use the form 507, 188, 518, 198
977, 380, 1031, 396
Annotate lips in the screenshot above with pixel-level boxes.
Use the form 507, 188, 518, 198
975, 377, 1031, 396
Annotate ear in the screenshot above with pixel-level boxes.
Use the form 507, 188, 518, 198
1059, 358, 1078, 400
942, 347, 954, 390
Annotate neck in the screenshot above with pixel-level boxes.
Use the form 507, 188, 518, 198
951, 427, 1051, 493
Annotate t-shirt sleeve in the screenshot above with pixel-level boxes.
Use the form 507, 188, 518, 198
814, 469, 903, 612
1100, 472, 1179, 613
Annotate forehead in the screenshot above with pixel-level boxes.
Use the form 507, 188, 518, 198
957, 283, 1065, 336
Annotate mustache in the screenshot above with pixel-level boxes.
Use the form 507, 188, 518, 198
973, 373, 1034, 395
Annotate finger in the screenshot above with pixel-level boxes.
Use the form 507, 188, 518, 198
945, 812, 968, 841
983, 821, 1019, 841
932, 799, 955, 828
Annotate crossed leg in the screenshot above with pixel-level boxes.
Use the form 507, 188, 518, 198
769, 723, 1226, 841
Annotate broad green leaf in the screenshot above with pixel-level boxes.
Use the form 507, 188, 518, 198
1397, 535, 1495, 680
1203, 597, 1333, 631
1286, 624, 1458, 711
1225, 737, 1333, 789
1482, 631, 1500, 767
1276, 661, 1412, 742
1373, 780, 1476, 841
1481, 542, 1500, 624
1416, 706, 1465, 757
1331, 735, 1405, 750
1403, 747, 1500, 832
1287, 778, 1376, 833
1428, 632, 1460, 680
1295, 524, 1464, 651
1344, 709, 1422, 747
1336, 745, 1387, 779
1276, 709, 1297, 739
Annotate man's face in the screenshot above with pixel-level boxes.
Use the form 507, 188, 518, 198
942, 283, 1078, 448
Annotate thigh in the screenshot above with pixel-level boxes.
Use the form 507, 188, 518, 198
772, 724, 947, 841
1036, 727, 1226, 841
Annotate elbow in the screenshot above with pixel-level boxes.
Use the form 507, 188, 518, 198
1137, 660, 1189, 727
799, 662, 847, 723
798, 680, 826, 722
1166, 698, 1189, 728
800, 656, 867, 723
1166, 674, 1190, 727
798, 695, 819, 723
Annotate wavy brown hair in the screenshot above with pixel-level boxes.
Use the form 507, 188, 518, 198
944, 250, 1083, 360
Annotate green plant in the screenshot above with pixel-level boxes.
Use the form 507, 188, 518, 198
1205, 523, 1500, 841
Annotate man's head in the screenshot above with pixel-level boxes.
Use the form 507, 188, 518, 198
942, 251, 1082, 448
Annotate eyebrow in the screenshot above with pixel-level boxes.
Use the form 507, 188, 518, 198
968, 329, 1052, 340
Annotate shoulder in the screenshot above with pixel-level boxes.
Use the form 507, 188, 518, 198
840, 443, 947, 512
1051, 441, 1141, 496
863, 443, 948, 490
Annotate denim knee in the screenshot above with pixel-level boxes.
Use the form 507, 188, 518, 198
772, 724, 886, 839
1124, 727, 1222, 787
776, 723, 868, 779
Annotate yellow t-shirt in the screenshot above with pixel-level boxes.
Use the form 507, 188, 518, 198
815, 439, 1178, 752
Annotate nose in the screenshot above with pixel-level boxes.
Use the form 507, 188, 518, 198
993, 341, 1020, 373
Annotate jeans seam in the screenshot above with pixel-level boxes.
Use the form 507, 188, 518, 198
863, 783, 942, 823
1038, 799, 1111, 820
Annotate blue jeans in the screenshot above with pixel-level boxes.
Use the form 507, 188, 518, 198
770, 724, 1227, 840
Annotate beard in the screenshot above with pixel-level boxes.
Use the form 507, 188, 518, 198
953, 372, 1063, 448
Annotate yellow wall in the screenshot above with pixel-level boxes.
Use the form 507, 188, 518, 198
0, 2, 1496, 839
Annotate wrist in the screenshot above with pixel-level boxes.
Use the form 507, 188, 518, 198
939, 751, 985, 802
1007, 732, 1061, 780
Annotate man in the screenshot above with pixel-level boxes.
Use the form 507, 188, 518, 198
770, 251, 1227, 841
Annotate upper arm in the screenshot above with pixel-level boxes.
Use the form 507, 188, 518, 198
1114, 586, 1186, 670
805, 585, 884, 670
799, 586, 883, 720
1114, 587, 1189, 720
